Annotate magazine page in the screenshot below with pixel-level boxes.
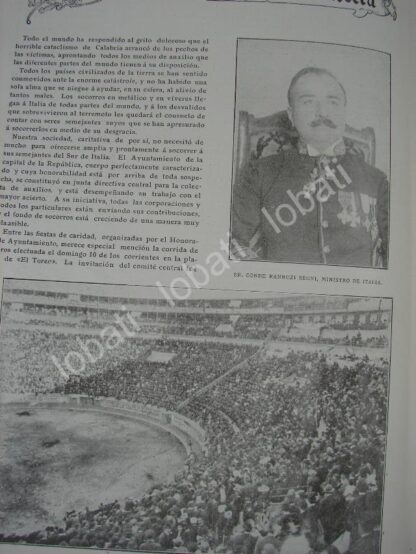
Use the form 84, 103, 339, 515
0, 1, 412, 554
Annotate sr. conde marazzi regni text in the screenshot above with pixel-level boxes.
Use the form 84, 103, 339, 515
235, 272, 381, 286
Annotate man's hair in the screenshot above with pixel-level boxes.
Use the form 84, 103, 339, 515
287, 67, 347, 107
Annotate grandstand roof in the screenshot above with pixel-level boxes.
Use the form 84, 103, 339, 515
2, 280, 392, 316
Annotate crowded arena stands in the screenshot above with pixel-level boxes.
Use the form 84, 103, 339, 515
0, 283, 391, 554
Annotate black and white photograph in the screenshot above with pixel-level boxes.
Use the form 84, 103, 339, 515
0, 279, 392, 554
230, 39, 391, 269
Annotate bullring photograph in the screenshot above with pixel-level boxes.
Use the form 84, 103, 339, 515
0, 279, 392, 554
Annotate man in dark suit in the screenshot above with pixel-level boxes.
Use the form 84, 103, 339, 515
231, 67, 389, 268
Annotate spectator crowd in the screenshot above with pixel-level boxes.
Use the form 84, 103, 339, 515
0, 302, 390, 554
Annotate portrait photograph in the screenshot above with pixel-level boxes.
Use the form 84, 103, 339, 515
230, 39, 391, 269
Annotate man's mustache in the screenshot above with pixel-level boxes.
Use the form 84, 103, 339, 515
310, 117, 337, 129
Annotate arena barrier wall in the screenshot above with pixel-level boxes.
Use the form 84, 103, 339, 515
0, 393, 206, 456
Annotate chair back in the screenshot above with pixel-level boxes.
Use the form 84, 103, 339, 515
233, 110, 376, 185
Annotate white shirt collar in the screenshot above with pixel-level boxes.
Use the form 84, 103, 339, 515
306, 139, 344, 157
